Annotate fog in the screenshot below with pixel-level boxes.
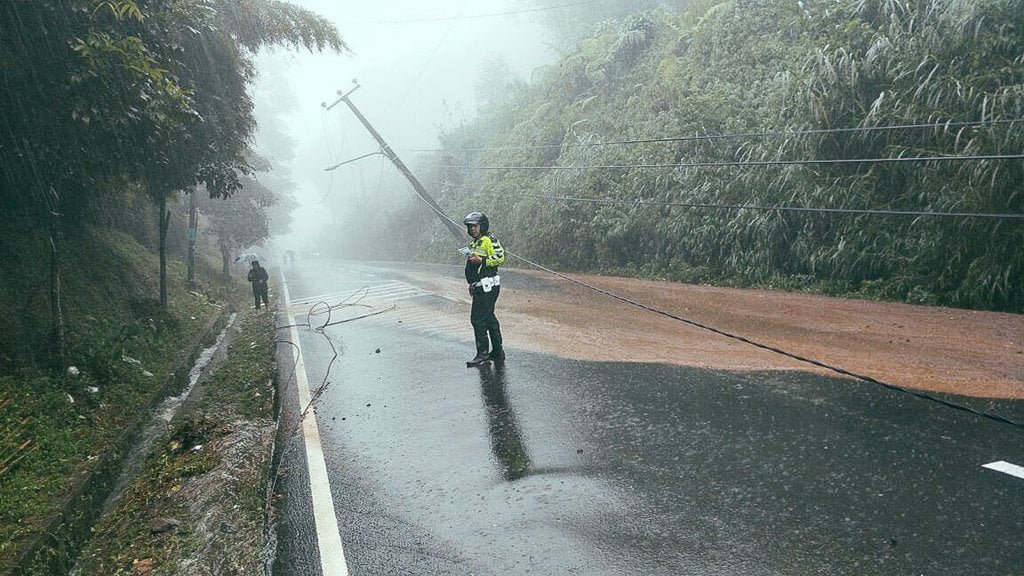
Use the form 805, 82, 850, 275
252, 0, 556, 255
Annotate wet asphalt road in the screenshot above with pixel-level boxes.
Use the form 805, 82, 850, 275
272, 259, 1024, 576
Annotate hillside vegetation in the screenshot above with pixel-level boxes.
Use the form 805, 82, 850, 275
379, 0, 1023, 312
0, 202, 241, 572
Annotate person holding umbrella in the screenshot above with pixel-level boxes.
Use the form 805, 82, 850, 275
247, 260, 269, 310
235, 251, 260, 263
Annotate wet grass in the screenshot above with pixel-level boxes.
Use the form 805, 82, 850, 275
0, 293, 223, 572
71, 308, 277, 575
71, 414, 225, 575
200, 310, 278, 421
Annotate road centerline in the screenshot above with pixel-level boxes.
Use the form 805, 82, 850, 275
982, 460, 1024, 480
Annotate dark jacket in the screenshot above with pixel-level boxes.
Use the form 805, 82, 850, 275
248, 265, 269, 285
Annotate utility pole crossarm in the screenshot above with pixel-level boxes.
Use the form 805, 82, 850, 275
325, 85, 466, 244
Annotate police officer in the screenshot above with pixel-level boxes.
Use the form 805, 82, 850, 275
463, 212, 506, 366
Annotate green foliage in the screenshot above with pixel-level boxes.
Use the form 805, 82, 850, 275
0, 394, 37, 479
524, 0, 689, 47
0, 0, 331, 569
215, 0, 346, 54
378, 0, 1023, 312
200, 313, 276, 420
0, 184, 244, 569
0, 377, 90, 537
784, 0, 1024, 310
0, 280, 231, 573
0, 0, 345, 221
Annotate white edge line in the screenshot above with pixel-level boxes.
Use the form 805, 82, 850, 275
982, 460, 1024, 480
282, 274, 350, 575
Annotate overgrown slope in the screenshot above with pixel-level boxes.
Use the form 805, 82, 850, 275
370, 0, 1023, 312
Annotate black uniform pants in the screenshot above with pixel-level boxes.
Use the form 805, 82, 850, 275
253, 282, 269, 309
470, 285, 502, 356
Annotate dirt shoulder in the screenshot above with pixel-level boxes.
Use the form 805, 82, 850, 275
404, 267, 1024, 399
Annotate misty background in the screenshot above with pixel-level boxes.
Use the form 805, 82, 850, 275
251, 0, 558, 256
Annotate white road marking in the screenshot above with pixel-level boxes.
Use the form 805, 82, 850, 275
982, 460, 1024, 480
285, 281, 430, 316
281, 275, 349, 576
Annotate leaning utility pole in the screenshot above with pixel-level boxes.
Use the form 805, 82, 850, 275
324, 84, 465, 243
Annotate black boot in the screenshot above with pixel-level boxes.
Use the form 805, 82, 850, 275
488, 328, 504, 362
468, 325, 491, 367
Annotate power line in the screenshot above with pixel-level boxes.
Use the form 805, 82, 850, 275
443, 153, 1024, 171
412, 118, 1024, 153
523, 194, 1024, 220
505, 249, 1023, 430
426, 118, 1024, 219
366, 0, 607, 25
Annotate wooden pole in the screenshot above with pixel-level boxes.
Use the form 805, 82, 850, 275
324, 85, 465, 243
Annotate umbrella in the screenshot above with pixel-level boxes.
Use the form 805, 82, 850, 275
234, 252, 260, 263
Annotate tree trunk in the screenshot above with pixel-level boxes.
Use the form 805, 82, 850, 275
47, 187, 66, 369
220, 242, 231, 281
158, 190, 171, 308
187, 191, 197, 289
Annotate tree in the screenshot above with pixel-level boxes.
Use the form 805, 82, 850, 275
70, 0, 346, 306
202, 171, 276, 279
525, 0, 687, 47
473, 55, 528, 113
0, 0, 159, 366
0, 0, 346, 366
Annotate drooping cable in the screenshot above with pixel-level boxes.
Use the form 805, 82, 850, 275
503, 249, 1024, 430
445, 152, 1024, 171
412, 118, 1024, 153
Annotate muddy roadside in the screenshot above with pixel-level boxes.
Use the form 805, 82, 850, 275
401, 267, 1024, 400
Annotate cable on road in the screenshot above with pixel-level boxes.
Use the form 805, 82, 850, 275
420, 191, 1021, 427
506, 250, 1024, 431
276, 285, 396, 432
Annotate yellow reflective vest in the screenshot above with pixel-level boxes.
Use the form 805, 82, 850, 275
464, 233, 505, 283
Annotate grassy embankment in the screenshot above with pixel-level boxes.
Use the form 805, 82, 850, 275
0, 220, 274, 574
72, 308, 277, 575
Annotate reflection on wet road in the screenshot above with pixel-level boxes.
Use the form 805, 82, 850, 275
477, 362, 531, 482
273, 260, 1024, 576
